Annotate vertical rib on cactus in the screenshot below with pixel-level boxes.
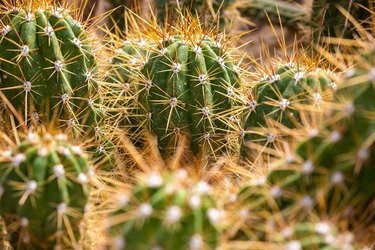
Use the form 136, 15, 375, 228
104, 12, 245, 158
0, 0, 101, 135
0, 127, 93, 249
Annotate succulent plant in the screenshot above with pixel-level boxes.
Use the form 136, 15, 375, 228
0, 129, 93, 249
0, 0, 101, 134
106, 170, 227, 250
235, 49, 375, 243
240, 61, 336, 158
104, 13, 244, 158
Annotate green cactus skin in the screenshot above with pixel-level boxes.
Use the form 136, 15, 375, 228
241, 64, 336, 156
235, 50, 375, 244
0, 3, 100, 133
107, 170, 225, 250
138, 35, 242, 157
0, 131, 93, 249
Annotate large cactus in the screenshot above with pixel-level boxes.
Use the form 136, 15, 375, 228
0, 0, 101, 133
104, 13, 244, 158
106, 169, 227, 250
0, 129, 93, 249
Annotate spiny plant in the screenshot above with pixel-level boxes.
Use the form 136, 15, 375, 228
239, 44, 338, 159
0, 0, 102, 135
0, 127, 94, 249
104, 12, 246, 159
106, 169, 229, 250
232, 47, 375, 247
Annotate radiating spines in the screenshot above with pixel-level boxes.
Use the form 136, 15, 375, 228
103, 12, 247, 159
0, 0, 102, 136
0, 128, 94, 249
106, 169, 228, 250
240, 58, 338, 159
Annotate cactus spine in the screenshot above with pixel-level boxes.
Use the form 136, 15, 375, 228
0, 129, 93, 249
0, 0, 100, 133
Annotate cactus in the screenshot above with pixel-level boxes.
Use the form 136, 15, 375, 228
241, 61, 336, 158
0, 129, 93, 249
104, 13, 244, 158
106, 169, 227, 250
235, 49, 375, 243
0, 0, 101, 134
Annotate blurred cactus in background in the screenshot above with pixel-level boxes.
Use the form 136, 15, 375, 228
0, 128, 93, 249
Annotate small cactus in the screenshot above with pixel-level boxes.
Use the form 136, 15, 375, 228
0, 129, 93, 249
241, 60, 336, 158
106, 169, 227, 250
0, 0, 101, 133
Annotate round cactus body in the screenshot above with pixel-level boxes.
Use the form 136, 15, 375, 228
241, 64, 336, 156
107, 170, 226, 250
138, 35, 242, 156
0, 2, 100, 132
0, 130, 93, 249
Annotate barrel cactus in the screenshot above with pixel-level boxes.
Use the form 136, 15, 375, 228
104, 13, 244, 158
0, 0, 101, 134
241, 60, 337, 157
106, 169, 227, 250
0, 129, 93, 249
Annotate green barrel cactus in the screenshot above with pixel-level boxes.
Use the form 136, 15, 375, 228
0, 129, 93, 249
104, 14, 244, 158
241, 63, 336, 156
106, 170, 226, 250
0, 1, 100, 133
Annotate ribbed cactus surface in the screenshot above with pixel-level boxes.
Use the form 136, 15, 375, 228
0, 130, 92, 249
237, 49, 375, 241
241, 63, 335, 156
0, 1, 100, 132
104, 15, 244, 158
107, 170, 225, 250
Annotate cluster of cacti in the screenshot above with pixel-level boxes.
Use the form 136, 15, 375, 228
0, 0, 374, 249
0, 0, 101, 135
106, 169, 227, 249
0, 128, 93, 249
232, 47, 375, 247
104, 13, 245, 158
